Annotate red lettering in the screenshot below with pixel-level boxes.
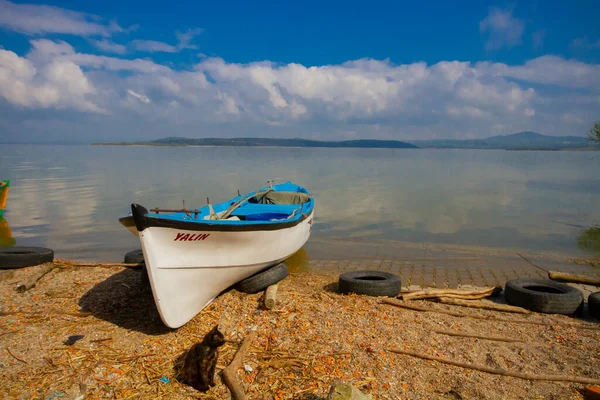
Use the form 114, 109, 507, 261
174, 232, 210, 241
174, 233, 185, 241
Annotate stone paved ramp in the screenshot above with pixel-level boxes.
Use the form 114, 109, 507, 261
297, 240, 600, 300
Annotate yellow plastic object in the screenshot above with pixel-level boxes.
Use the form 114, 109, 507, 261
0, 180, 9, 210
0, 218, 15, 246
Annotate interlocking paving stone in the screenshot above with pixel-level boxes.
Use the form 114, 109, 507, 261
304, 251, 600, 290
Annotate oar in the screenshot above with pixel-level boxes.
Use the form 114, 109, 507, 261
220, 188, 273, 220
207, 197, 218, 220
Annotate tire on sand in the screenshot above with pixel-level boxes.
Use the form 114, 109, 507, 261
235, 263, 289, 294
339, 270, 401, 297
124, 249, 145, 265
504, 278, 583, 315
588, 292, 600, 320
0, 246, 54, 269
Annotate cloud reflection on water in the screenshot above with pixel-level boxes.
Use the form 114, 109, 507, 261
1, 145, 599, 260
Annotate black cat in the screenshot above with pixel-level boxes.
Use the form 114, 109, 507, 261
179, 324, 226, 392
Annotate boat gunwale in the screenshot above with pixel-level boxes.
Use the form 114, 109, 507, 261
124, 181, 314, 232
130, 203, 313, 232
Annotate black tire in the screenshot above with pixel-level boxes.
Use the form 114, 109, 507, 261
339, 270, 401, 297
504, 278, 583, 315
0, 246, 54, 269
124, 249, 145, 265
588, 292, 600, 320
235, 263, 289, 294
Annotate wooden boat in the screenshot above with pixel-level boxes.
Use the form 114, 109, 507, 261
119, 181, 314, 328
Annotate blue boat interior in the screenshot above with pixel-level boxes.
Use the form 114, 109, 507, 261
145, 181, 313, 225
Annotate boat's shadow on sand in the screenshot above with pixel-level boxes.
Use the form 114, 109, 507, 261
78, 268, 173, 335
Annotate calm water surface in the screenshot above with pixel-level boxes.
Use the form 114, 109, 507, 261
1, 144, 599, 261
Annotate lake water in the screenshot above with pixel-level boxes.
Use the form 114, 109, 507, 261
0, 144, 599, 262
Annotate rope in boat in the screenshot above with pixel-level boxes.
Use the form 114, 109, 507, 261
285, 206, 304, 220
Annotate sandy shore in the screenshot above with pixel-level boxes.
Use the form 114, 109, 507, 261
1, 261, 599, 399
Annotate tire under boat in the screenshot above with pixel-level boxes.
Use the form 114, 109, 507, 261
119, 181, 314, 328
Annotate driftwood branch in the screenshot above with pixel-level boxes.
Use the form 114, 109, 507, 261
433, 330, 523, 343
380, 298, 550, 326
6, 347, 28, 364
223, 333, 255, 400
0, 328, 24, 338
402, 287, 497, 301
264, 284, 279, 310
16, 264, 59, 292
380, 298, 598, 329
0, 310, 92, 318
388, 348, 600, 385
548, 271, 600, 286
433, 297, 531, 314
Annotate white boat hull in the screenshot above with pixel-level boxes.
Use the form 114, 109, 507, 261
138, 213, 313, 328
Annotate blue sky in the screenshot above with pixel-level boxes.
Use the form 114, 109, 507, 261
0, 0, 599, 143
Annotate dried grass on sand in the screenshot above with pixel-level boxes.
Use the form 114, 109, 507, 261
1, 262, 599, 399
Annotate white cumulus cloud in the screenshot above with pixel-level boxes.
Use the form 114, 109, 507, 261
132, 40, 178, 53
480, 7, 524, 51
28, 39, 170, 74
0, 39, 599, 142
481, 56, 600, 89
0, 0, 129, 37
0, 48, 102, 112
132, 28, 203, 53
90, 39, 127, 55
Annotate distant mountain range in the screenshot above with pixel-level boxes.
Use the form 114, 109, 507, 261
94, 137, 419, 149
406, 131, 593, 150
92, 131, 596, 150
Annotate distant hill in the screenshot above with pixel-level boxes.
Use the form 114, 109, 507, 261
92, 132, 596, 150
93, 137, 419, 149
407, 131, 592, 150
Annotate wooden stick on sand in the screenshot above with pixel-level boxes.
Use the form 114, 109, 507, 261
388, 348, 600, 385
433, 297, 530, 314
381, 298, 545, 324
548, 271, 600, 286
380, 298, 598, 329
16, 264, 59, 293
223, 333, 255, 400
264, 284, 279, 310
516, 253, 600, 286
433, 330, 523, 343
0, 310, 92, 317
